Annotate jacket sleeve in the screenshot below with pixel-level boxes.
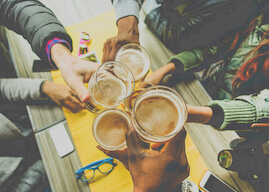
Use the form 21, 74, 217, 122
0, 78, 46, 104
169, 45, 220, 75
112, 0, 143, 23
0, 0, 73, 69
208, 89, 269, 130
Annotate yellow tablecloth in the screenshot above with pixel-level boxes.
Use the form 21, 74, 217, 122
51, 9, 208, 192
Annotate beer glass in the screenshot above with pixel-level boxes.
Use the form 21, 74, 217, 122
132, 85, 187, 143
115, 43, 150, 81
92, 108, 131, 151
123, 81, 154, 111
86, 61, 135, 113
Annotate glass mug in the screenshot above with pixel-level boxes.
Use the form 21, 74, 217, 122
92, 108, 131, 151
85, 61, 135, 113
115, 43, 151, 82
123, 81, 154, 112
132, 85, 187, 143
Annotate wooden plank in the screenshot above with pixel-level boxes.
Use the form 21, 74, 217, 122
35, 121, 90, 192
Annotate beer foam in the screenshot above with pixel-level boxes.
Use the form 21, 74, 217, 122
94, 110, 130, 148
91, 77, 127, 107
116, 49, 150, 79
135, 90, 185, 137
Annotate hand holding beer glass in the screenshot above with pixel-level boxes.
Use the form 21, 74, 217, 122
123, 81, 154, 111
115, 43, 150, 82
86, 61, 135, 113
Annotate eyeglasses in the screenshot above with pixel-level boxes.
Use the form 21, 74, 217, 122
75, 157, 117, 182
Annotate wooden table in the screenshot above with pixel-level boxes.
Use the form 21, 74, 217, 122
6, 0, 254, 191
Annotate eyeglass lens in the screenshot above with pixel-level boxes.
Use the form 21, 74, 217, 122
80, 161, 115, 181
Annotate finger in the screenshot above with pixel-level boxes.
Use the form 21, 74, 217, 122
65, 74, 90, 103
76, 86, 90, 103
125, 124, 143, 155
107, 47, 118, 62
102, 41, 112, 63
65, 101, 83, 113
97, 146, 127, 160
67, 93, 85, 109
151, 142, 165, 151
61, 103, 77, 113
162, 128, 187, 155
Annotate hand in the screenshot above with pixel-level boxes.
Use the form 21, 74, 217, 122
145, 63, 176, 85
98, 125, 189, 192
42, 81, 84, 113
102, 16, 139, 63
51, 44, 100, 103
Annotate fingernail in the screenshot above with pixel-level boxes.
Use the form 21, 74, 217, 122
79, 91, 90, 103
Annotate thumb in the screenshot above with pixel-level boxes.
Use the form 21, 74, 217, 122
125, 124, 143, 153
78, 88, 90, 103
71, 80, 90, 103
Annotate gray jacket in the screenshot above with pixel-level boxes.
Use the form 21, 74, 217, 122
0, 0, 72, 189
0, 78, 46, 189
0, 0, 73, 69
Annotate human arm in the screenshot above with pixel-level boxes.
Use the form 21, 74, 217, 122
50, 44, 99, 102
98, 125, 189, 192
102, 0, 143, 62
0, 0, 100, 102
187, 89, 269, 130
0, 0, 72, 68
0, 78, 84, 113
145, 46, 220, 85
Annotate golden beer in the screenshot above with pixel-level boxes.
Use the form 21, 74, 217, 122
132, 86, 187, 142
115, 43, 150, 81
86, 61, 135, 113
93, 108, 131, 150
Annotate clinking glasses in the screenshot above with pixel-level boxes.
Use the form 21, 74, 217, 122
75, 157, 117, 182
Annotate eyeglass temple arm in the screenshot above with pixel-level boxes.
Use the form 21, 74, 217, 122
75, 157, 114, 174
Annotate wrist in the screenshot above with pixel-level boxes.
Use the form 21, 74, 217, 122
133, 185, 144, 192
51, 43, 74, 69
187, 104, 213, 124
117, 16, 139, 36
165, 63, 176, 75
42, 81, 53, 98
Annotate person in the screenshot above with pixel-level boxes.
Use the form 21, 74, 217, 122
103, 0, 265, 63
0, 78, 84, 191
146, 10, 269, 131
0, 0, 99, 191
98, 125, 191, 192
0, 0, 100, 104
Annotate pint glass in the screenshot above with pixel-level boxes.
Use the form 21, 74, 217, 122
124, 81, 154, 111
115, 43, 150, 81
132, 85, 187, 142
92, 108, 131, 151
86, 61, 135, 113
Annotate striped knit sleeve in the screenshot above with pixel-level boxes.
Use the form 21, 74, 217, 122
208, 99, 257, 130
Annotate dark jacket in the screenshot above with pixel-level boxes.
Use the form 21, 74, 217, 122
0, 0, 72, 190
0, 0, 73, 69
